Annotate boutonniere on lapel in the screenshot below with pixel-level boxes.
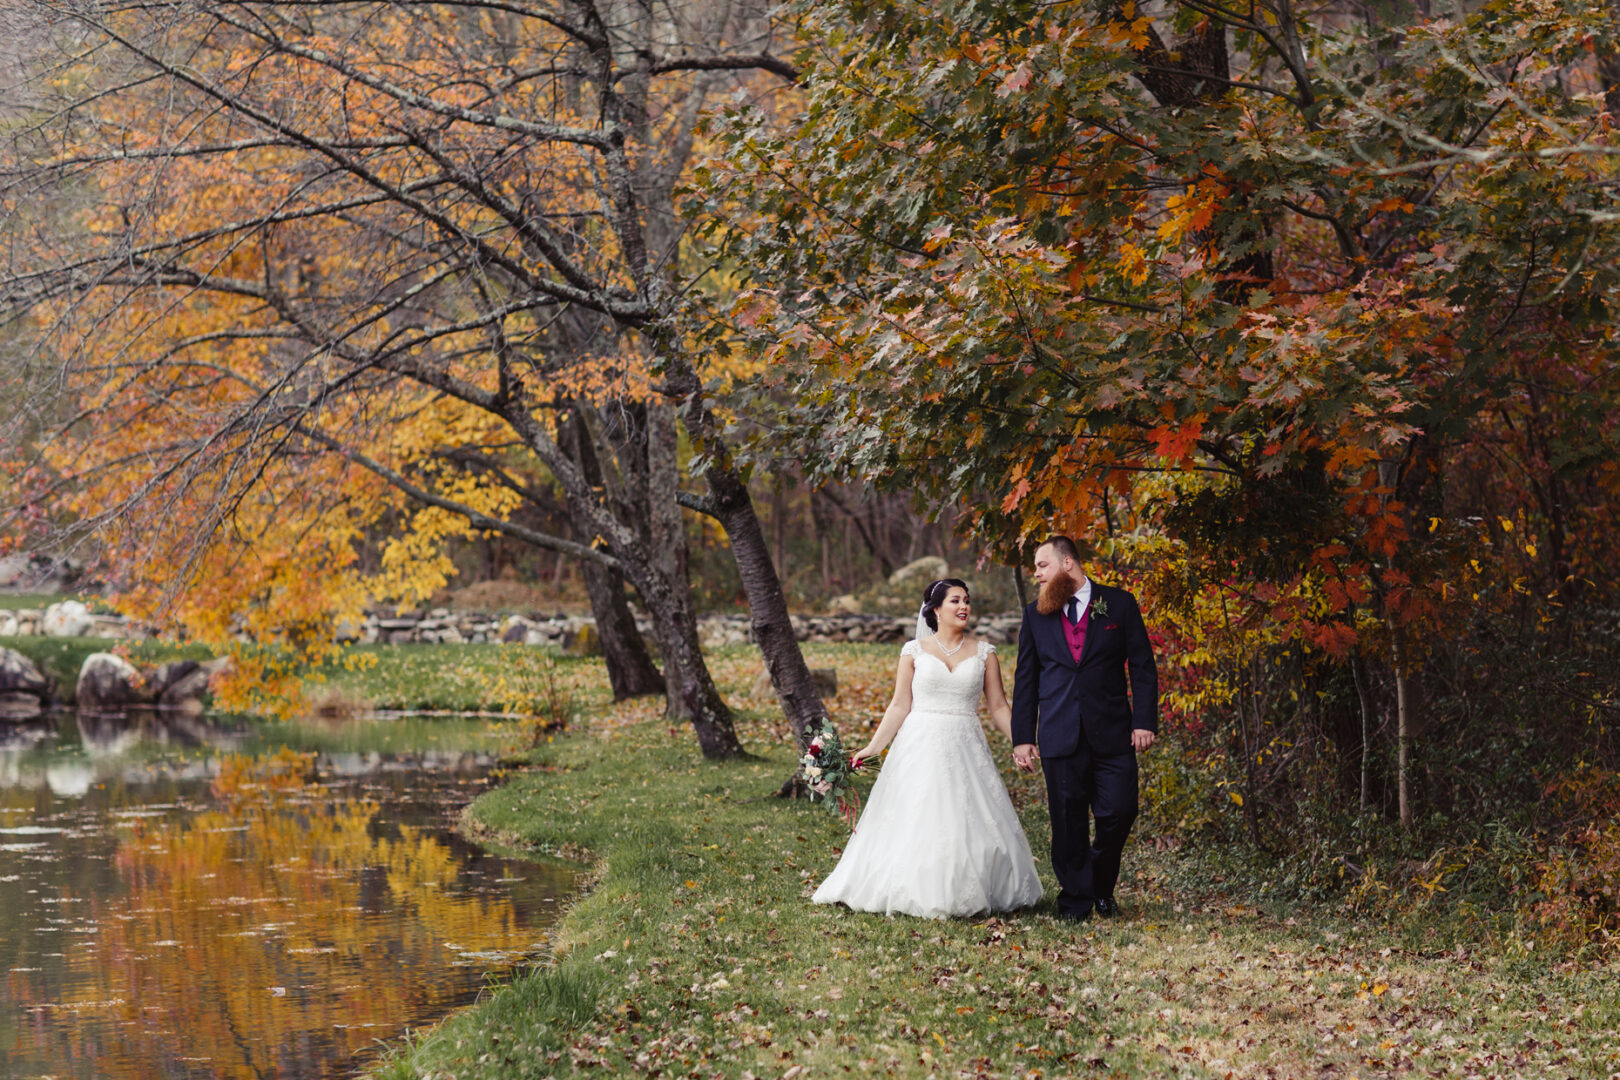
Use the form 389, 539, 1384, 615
1088, 597, 1109, 621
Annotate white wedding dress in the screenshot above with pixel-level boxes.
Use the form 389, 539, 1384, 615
812, 639, 1044, 919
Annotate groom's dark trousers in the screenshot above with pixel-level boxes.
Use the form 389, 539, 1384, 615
1041, 743, 1139, 916
1011, 582, 1158, 919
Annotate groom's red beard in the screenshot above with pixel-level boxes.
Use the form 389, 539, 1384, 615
1036, 569, 1081, 616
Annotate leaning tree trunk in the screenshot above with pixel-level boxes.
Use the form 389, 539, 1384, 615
630, 551, 741, 758
506, 405, 744, 760
560, 405, 666, 701
642, 398, 707, 723
548, 466, 739, 755
581, 559, 665, 701
711, 475, 827, 744
664, 358, 831, 768
587, 515, 740, 757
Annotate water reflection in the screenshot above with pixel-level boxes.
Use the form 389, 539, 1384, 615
0, 709, 574, 1080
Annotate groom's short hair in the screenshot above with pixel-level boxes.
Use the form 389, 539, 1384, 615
1041, 535, 1082, 564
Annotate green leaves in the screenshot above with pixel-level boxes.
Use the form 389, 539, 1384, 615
701, 0, 1620, 660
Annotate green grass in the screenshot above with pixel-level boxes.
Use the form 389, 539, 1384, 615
269, 713, 525, 756
366, 643, 1620, 1080
0, 592, 112, 611
302, 640, 859, 717
305, 642, 591, 712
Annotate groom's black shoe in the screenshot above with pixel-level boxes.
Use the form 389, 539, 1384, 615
1094, 897, 1120, 918
1056, 901, 1093, 923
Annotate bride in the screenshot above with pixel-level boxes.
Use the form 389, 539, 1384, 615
812, 578, 1043, 918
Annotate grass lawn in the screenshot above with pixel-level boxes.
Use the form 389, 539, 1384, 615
304, 640, 906, 718
0, 592, 118, 611
367, 642, 1620, 1080
310, 642, 591, 713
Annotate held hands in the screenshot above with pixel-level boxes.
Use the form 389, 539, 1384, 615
1014, 734, 1152, 767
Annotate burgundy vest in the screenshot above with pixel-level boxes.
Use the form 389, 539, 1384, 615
1062, 601, 1087, 663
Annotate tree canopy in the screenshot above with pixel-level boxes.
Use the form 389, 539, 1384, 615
700, 0, 1620, 826
0, 0, 839, 756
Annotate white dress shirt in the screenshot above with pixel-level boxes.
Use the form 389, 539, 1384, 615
1068, 576, 1092, 623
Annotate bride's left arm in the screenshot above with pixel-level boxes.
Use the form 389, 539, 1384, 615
983, 651, 1014, 741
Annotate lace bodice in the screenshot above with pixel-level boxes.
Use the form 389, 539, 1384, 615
901, 638, 994, 717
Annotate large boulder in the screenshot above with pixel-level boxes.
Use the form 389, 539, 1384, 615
888, 556, 949, 588
0, 646, 49, 701
154, 657, 229, 713
43, 600, 94, 638
151, 660, 203, 704
76, 653, 147, 711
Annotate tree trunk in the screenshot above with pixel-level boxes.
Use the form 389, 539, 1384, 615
662, 354, 830, 759
651, 589, 740, 757
1389, 617, 1413, 829
541, 401, 742, 757
713, 472, 827, 743
559, 405, 666, 702
581, 559, 665, 700
644, 399, 706, 725
1236, 658, 1263, 846
1352, 654, 1372, 815
587, 511, 739, 757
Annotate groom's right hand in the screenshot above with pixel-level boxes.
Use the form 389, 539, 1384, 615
1013, 743, 1039, 772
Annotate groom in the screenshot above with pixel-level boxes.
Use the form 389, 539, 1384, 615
1011, 536, 1158, 922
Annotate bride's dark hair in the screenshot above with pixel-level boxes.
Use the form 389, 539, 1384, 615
921, 578, 971, 631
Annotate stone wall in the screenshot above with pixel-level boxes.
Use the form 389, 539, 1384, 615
1, 600, 1023, 649
356, 609, 1022, 648
0, 603, 137, 640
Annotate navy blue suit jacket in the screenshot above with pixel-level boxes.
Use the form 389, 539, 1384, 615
1010, 582, 1159, 758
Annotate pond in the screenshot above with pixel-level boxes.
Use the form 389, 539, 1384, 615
0, 709, 577, 1079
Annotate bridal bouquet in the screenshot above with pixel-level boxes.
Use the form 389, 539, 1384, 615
798, 723, 864, 828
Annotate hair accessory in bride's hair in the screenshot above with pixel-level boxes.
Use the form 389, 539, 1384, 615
919, 577, 971, 634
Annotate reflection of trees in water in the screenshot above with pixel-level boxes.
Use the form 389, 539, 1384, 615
26, 756, 546, 1080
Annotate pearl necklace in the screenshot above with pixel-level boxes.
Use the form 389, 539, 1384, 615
934, 632, 966, 656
